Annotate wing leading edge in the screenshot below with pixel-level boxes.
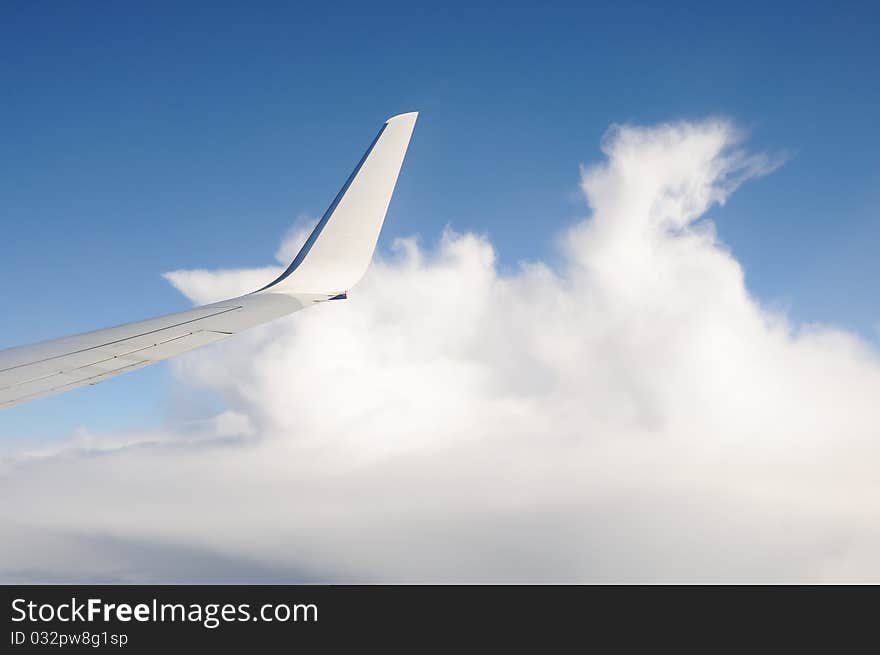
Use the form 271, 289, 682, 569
0, 112, 418, 410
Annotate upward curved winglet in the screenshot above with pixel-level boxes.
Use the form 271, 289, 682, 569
0, 113, 419, 410
257, 112, 418, 296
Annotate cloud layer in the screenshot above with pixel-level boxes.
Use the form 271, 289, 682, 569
3, 119, 880, 582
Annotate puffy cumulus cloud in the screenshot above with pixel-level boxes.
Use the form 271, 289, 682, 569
3, 119, 880, 582
160, 213, 318, 305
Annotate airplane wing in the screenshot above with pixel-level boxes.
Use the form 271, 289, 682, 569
0, 112, 418, 410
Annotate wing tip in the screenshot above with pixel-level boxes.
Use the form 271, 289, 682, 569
386, 111, 419, 125
255, 112, 418, 297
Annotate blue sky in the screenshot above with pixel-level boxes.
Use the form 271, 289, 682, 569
1, 1, 877, 436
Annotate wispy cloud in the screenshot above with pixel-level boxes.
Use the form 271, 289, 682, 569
2, 119, 879, 583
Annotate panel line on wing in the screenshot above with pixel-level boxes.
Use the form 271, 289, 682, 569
0, 306, 243, 374
0, 330, 232, 405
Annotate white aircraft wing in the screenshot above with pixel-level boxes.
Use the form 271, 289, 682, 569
0, 112, 418, 410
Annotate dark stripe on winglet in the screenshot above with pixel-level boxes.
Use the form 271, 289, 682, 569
255, 122, 389, 293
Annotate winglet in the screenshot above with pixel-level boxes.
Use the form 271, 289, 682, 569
257, 112, 418, 296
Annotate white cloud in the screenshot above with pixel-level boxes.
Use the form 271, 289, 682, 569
2, 119, 879, 582
160, 214, 319, 305
161, 267, 282, 305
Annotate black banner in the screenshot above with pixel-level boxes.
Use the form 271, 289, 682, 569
1, 585, 874, 650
